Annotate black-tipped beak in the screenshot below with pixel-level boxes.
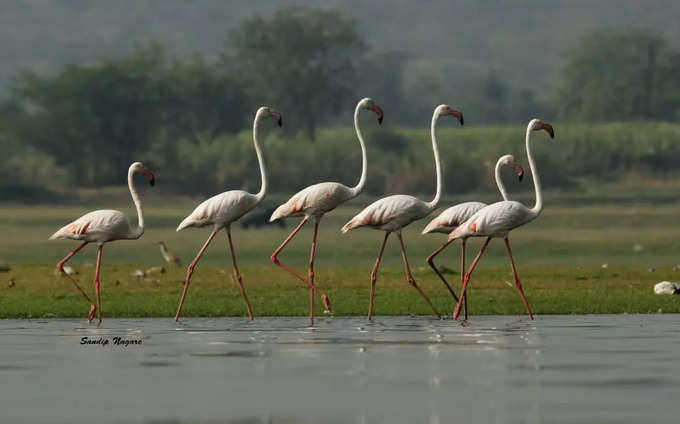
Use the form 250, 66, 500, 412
451, 109, 464, 125
277, 116, 282, 127
144, 169, 155, 187
543, 123, 554, 139
373, 105, 384, 125
516, 165, 524, 182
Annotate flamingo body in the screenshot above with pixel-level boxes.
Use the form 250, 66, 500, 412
270, 182, 354, 222
51, 210, 138, 243
342, 195, 430, 233
421, 201, 487, 234
449, 200, 535, 241
177, 190, 259, 231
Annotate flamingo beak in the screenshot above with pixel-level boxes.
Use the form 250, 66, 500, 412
144, 168, 155, 186
542, 122, 554, 138
450, 109, 464, 125
515, 164, 524, 182
372, 105, 384, 124
272, 112, 282, 127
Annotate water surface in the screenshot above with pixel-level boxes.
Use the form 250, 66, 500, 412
1, 315, 678, 423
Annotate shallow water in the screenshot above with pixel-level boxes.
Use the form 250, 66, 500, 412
1, 315, 679, 424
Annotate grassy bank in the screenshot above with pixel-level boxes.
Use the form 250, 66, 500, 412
1, 201, 680, 318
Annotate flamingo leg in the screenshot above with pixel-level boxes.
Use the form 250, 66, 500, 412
453, 237, 491, 320
56, 241, 96, 322
270, 217, 332, 313
226, 228, 254, 320
461, 239, 468, 320
397, 233, 440, 318
503, 237, 534, 320
174, 229, 218, 321
307, 222, 319, 326
367, 232, 389, 321
94, 244, 103, 326
426, 239, 459, 302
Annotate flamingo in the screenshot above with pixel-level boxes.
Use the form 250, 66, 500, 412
449, 118, 555, 321
50, 161, 155, 325
341, 104, 464, 320
269, 97, 383, 326
173, 106, 281, 322
423, 154, 525, 319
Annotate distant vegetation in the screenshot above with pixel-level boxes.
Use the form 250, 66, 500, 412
1, 5, 680, 201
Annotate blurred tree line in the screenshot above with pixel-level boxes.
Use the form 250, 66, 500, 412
1, 7, 680, 200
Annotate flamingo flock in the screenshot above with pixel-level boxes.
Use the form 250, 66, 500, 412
50, 100, 554, 326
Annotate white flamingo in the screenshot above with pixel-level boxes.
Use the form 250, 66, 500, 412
449, 119, 555, 320
423, 154, 525, 319
50, 161, 155, 325
269, 97, 383, 326
341, 104, 464, 320
173, 106, 281, 321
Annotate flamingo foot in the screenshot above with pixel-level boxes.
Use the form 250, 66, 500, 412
321, 294, 332, 313
87, 304, 96, 323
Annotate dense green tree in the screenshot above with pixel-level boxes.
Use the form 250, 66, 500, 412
559, 29, 680, 121
225, 6, 364, 140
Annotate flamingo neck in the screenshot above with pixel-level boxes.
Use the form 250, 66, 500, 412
495, 158, 510, 201
253, 114, 268, 202
426, 111, 443, 210
525, 126, 543, 215
350, 102, 368, 197
128, 167, 144, 239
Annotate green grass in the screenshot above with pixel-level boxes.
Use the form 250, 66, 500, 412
1, 201, 680, 318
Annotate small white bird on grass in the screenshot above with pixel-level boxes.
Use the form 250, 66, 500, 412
50, 162, 155, 325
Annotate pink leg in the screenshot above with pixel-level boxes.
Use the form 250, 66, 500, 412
174, 229, 218, 321
307, 222, 319, 326
368, 232, 389, 320
94, 244, 103, 326
461, 239, 468, 320
453, 237, 491, 320
56, 241, 96, 322
426, 238, 459, 302
503, 237, 534, 320
270, 217, 332, 313
397, 233, 440, 318
226, 229, 254, 320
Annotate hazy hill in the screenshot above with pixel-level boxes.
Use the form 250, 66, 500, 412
1, 1, 678, 98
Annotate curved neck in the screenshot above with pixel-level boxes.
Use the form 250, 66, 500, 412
494, 159, 510, 201
128, 168, 144, 239
349, 103, 368, 197
525, 127, 543, 214
252, 115, 268, 202
425, 112, 443, 210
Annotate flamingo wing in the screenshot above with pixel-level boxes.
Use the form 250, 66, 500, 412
270, 182, 353, 221
342, 195, 429, 233
448, 201, 533, 240
422, 201, 487, 234
177, 190, 258, 231
50, 210, 132, 242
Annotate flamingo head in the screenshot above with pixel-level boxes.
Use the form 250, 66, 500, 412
257, 106, 283, 127
435, 104, 464, 125
130, 162, 155, 186
358, 97, 384, 124
498, 154, 524, 182
529, 119, 554, 139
